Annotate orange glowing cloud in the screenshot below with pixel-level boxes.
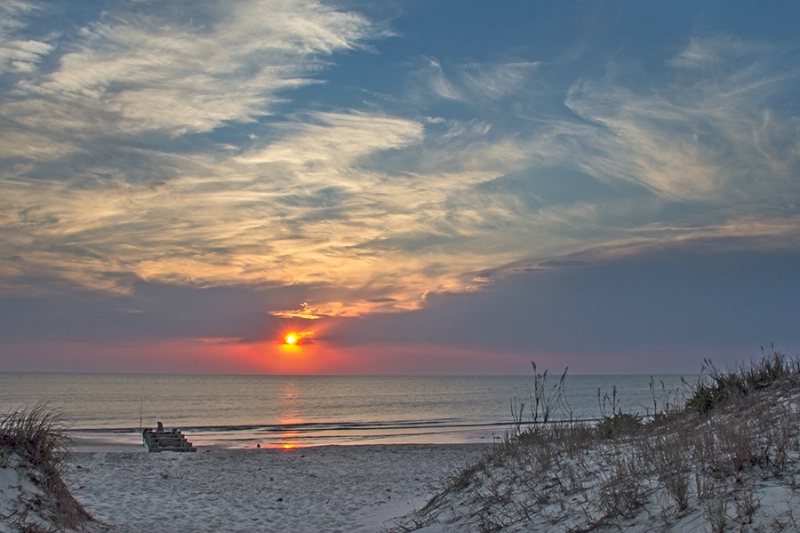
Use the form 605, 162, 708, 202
271, 302, 322, 320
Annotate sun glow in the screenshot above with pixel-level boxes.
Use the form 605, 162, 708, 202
272, 329, 323, 372
282, 330, 314, 346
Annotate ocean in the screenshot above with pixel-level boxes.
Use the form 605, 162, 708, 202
0, 373, 694, 449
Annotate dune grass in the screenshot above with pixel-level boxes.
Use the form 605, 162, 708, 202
685, 348, 799, 413
0, 405, 69, 471
0, 405, 93, 532
390, 350, 800, 532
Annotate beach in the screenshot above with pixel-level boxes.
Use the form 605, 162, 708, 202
65, 444, 489, 532
6, 359, 800, 532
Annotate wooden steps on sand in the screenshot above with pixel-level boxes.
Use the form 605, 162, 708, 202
142, 424, 196, 452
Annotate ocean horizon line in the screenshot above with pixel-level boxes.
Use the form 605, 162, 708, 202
0, 370, 694, 377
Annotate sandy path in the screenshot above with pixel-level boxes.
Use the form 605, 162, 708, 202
65, 444, 488, 532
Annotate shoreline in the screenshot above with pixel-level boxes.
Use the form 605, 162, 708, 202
65, 443, 490, 532
66, 425, 511, 453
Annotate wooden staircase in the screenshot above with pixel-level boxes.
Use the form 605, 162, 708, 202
142, 424, 196, 452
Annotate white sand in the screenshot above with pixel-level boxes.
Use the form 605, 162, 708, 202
0, 455, 42, 533
64, 444, 489, 532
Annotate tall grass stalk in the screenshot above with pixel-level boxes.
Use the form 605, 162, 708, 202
511, 362, 571, 436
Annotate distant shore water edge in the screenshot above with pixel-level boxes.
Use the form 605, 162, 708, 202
2, 373, 695, 450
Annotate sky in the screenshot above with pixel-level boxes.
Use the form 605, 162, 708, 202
1, 0, 799, 375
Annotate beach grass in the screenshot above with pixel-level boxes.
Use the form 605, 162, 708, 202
685, 348, 798, 413
390, 349, 800, 532
0, 405, 93, 532
0, 405, 69, 470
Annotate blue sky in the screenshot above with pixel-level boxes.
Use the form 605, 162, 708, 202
1, 0, 798, 374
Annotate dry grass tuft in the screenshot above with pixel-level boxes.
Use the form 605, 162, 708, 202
0, 405, 94, 531
0, 406, 69, 471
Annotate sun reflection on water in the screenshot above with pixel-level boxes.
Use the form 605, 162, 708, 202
276, 379, 301, 449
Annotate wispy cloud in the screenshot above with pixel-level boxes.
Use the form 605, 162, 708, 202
557, 35, 800, 206
2, 0, 376, 139
0, 1, 49, 74
239, 111, 423, 167
1, 1, 798, 328
1, 2, 799, 371
669, 34, 773, 70
0, 0, 388, 302
460, 60, 544, 100
413, 57, 543, 103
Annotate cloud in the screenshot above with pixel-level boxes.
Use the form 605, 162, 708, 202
0, 279, 312, 344
460, 60, 544, 100
560, 37, 800, 203
669, 35, 773, 70
413, 57, 544, 103
270, 302, 322, 320
0, 1, 392, 301
0, 1, 50, 75
193, 337, 245, 345
333, 236, 800, 369
0, 38, 52, 73
1, 1, 799, 334
1, 0, 376, 145
5, 27, 798, 317
0, 127, 78, 160
238, 111, 424, 167
418, 56, 463, 101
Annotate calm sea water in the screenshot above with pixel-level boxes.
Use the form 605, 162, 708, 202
0, 373, 693, 449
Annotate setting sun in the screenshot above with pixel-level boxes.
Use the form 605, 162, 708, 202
283, 330, 314, 346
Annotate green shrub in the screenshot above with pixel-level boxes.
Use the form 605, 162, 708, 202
685, 350, 799, 413
597, 412, 642, 439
